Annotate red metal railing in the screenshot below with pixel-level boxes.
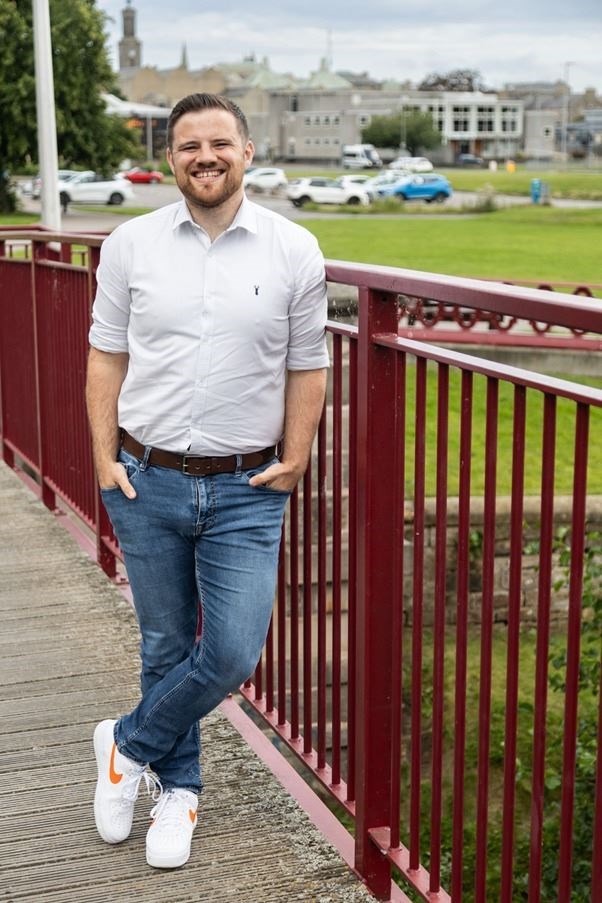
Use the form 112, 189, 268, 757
1, 235, 602, 901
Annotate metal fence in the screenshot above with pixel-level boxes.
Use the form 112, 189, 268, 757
1, 233, 601, 901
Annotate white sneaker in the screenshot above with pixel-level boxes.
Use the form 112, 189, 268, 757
146, 788, 198, 868
93, 719, 161, 844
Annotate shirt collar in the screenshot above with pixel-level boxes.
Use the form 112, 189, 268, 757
171, 195, 258, 235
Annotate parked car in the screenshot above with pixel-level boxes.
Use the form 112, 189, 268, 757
59, 172, 134, 211
456, 153, 485, 167
341, 144, 382, 169
122, 166, 164, 183
388, 156, 433, 172
363, 170, 411, 198
337, 174, 372, 187
23, 170, 93, 199
287, 177, 370, 207
377, 173, 452, 203
243, 167, 287, 192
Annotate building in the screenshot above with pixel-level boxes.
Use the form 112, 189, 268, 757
114, 2, 524, 164
102, 93, 170, 159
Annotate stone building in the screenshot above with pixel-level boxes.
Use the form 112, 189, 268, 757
114, 2, 526, 164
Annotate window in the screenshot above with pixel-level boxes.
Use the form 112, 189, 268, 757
304, 117, 311, 126
323, 115, 330, 125
314, 115, 321, 126
452, 106, 470, 132
358, 114, 370, 126
477, 106, 495, 133
333, 115, 340, 126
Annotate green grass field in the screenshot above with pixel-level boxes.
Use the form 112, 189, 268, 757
305, 206, 602, 286
0, 213, 40, 226
436, 167, 602, 200
402, 366, 602, 496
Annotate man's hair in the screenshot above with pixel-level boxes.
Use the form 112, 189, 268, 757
167, 94, 249, 147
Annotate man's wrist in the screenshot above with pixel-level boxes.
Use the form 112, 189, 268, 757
279, 457, 307, 480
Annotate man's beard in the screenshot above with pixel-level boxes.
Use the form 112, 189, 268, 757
176, 168, 241, 210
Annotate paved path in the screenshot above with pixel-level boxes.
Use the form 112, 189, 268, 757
0, 462, 374, 903
17, 180, 602, 236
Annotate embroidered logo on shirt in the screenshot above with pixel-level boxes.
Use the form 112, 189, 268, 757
254, 285, 260, 296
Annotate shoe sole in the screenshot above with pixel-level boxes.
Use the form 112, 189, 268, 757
146, 847, 192, 869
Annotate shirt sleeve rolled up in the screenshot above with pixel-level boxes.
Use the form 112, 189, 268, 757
286, 236, 330, 371
88, 228, 131, 354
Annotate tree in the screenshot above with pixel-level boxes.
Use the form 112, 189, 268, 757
417, 69, 490, 92
0, 0, 140, 212
361, 110, 442, 157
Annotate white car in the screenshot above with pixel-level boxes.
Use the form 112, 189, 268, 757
286, 177, 370, 207
337, 174, 371, 188
59, 172, 134, 210
388, 156, 433, 172
23, 169, 93, 199
364, 170, 411, 199
243, 167, 288, 192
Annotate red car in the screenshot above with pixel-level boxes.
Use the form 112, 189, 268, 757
124, 167, 164, 184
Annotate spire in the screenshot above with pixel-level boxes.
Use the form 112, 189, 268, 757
180, 42, 189, 70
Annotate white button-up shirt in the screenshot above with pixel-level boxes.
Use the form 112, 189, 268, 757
89, 197, 329, 455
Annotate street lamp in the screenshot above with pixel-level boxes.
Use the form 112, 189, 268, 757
33, 0, 61, 229
560, 61, 574, 162
400, 94, 409, 152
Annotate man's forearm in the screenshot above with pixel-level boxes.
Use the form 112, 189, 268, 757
281, 368, 328, 478
86, 347, 129, 484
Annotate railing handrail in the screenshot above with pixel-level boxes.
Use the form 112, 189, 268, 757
375, 334, 602, 406
325, 259, 602, 332
0, 229, 105, 245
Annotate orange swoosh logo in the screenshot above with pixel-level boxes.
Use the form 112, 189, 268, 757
189, 809, 197, 824
109, 743, 123, 784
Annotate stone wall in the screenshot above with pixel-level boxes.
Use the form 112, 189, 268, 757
406, 494, 602, 626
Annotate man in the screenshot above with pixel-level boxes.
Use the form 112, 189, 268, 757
86, 93, 328, 869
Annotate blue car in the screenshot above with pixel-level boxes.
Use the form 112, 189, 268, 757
378, 173, 452, 203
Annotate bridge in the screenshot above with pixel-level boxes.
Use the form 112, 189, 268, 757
1, 227, 602, 901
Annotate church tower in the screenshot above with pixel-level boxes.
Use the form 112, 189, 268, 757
118, 0, 141, 70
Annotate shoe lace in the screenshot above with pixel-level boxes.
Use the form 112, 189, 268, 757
149, 789, 192, 827
122, 768, 163, 804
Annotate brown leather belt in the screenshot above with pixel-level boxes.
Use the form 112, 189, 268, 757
121, 430, 276, 477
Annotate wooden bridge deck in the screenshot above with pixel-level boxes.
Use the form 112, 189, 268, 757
0, 462, 374, 903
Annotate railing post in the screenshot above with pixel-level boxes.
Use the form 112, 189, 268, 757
354, 286, 400, 899
86, 244, 117, 579
32, 238, 56, 510
0, 241, 10, 466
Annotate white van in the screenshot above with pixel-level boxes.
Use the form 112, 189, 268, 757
342, 144, 382, 169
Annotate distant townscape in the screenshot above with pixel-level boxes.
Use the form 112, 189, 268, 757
112, 2, 602, 165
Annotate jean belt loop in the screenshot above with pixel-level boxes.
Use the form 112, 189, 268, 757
140, 445, 152, 471
235, 454, 243, 476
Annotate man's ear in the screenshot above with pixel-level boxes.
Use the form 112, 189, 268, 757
245, 140, 255, 168
166, 147, 175, 175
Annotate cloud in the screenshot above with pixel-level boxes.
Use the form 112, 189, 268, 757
98, 0, 601, 91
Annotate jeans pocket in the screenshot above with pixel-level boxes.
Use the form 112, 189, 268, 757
117, 447, 141, 484
242, 456, 291, 495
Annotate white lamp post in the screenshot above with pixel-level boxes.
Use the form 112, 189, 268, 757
560, 61, 574, 164
33, 0, 61, 230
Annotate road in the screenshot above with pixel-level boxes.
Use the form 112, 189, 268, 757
17, 181, 602, 234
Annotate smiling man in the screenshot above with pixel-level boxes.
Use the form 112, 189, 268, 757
86, 94, 328, 869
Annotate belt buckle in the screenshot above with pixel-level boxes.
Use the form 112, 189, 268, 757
181, 455, 192, 474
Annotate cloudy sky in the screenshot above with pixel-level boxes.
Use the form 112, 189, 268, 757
97, 0, 601, 93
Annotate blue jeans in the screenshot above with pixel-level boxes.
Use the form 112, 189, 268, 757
100, 446, 290, 793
